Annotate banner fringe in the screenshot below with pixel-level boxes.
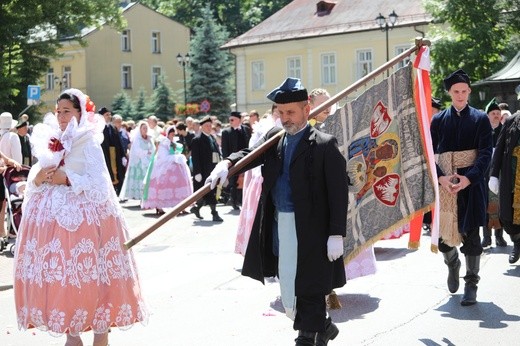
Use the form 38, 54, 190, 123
344, 203, 433, 265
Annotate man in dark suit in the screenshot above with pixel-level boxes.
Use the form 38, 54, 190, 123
206, 78, 347, 345
190, 115, 223, 222
99, 107, 125, 196
175, 121, 195, 163
221, 111, 251, 209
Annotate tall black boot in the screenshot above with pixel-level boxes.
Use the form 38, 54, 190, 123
442, 248, 461, 293
295, 331, 316, 346
461, 255, 480, 306
316, 317, 339, 346
210, 205, 223, 222
481, 227, 492, 247
495, 229, 507, 247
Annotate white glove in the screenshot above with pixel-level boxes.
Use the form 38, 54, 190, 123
122, 157, 128, 167
327, 236, 344, 262
194, 174, 202, 182
205, 161, 230, 190
489, 176, 499, 195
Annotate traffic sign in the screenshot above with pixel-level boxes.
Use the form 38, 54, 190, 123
200, 99, 211, 113
27, 85, 41, 105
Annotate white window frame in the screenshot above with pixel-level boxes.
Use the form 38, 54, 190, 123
46, 68, 55, 90
356, 49, 373, 80
151, 31, 161, 53
395, 45, 412, 68
287, 56, 302, 79
122, 64, 132, 89
152, 66, 162, 89
251, 61, 265, 91
121, 29, 131, 52
321, 53, 336, 85
63, 66, 71, 89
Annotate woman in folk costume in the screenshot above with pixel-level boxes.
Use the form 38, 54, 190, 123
14, 89, 148, 346
120, 121, 155, 201
309, 88, 377, 297
235, 107, 281, 256
141, 125, 193, 215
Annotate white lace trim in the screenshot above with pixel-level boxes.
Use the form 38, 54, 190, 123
22, 186, 122, 232
15, 235, 148, 335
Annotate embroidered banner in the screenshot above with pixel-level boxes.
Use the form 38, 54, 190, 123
323, 63, 435, 263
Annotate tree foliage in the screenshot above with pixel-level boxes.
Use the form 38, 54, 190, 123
141, 0, 291, 38
134, 87, 148, 120
425, 0, 520, 105
148, 77, 175, 121
188, 5, 233, 117
0, 0, 124, 116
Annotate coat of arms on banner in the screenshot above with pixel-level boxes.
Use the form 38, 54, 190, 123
322, 63, 435, 263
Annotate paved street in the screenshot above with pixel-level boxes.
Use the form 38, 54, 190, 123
1, 201, 520, 345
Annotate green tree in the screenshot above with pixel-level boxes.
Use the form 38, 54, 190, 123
188, 6, 233, 116
188, 5, 233, 117
425, 0, 519, 106
141, 0, 291, 38
111, 91, 133, 118
148, 77, 175, 121
0, 0, 124, 115
134, 87, 148, 121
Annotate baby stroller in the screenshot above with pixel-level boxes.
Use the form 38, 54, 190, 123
0, 165, 30, 255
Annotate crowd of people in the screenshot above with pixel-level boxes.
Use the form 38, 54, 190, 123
3, 68, 520, 345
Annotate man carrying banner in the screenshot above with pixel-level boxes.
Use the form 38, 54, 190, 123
430, 69, 492, 306
206, 77, 347, 345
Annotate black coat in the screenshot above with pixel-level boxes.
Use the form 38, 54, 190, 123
430, 105, 492, 232
191, 133, 221, 204
491, 114, 520, 228
221, 125, 250, 158
227, 126, 347, 296
101, 124, 125, 186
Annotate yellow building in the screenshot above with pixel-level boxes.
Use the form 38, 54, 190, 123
222, 0, 432, 113
40, 2, 190, 117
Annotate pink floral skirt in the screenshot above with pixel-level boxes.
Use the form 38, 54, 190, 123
235, 169, 263, 255
141, 160, 193, 210
14, 213, 148, 336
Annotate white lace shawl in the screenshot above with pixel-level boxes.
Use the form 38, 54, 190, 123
23, 90, 122, 232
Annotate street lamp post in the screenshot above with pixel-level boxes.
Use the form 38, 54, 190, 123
375, 10, 399, 65
176, 53, 190, 108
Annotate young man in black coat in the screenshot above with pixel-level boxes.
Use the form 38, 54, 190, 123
99, 107, 125, 195
207, 78, 347, 345
220, 111, 251, 209
190, 115, 223, 222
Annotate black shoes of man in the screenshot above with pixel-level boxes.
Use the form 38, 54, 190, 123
509, 241, 520, 264
190, 206, 203, 219
294, 318, 339, 346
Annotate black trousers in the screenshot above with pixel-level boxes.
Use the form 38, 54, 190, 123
438, 227, 482, 256
294, 295, 327, 332
228, 175, 241, 205
193, 178, 217, 206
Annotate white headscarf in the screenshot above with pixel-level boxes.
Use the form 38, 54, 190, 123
30, 88, 105, 167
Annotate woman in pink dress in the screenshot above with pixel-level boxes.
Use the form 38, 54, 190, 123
235, 107, 281, 255
141, 126, 193, 214
14, 89, 148, 346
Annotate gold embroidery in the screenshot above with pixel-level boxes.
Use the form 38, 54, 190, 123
512, 147, 520, 224
435, 149, 477, 247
